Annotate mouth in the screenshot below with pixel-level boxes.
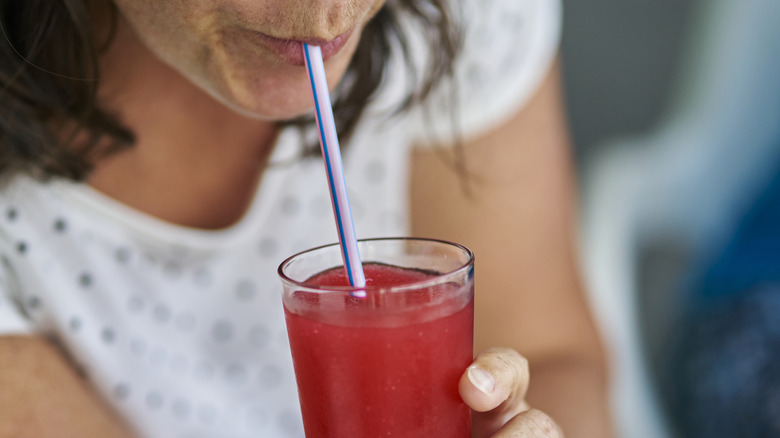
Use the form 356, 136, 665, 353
256, 30, 354, 66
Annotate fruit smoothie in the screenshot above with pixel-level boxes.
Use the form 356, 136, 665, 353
283, 262, 474, 438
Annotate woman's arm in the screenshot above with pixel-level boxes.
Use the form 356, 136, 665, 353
411, 61, 613, 438
0, 335, 135, 437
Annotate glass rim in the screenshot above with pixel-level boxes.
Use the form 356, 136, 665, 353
277, 237, 474, 293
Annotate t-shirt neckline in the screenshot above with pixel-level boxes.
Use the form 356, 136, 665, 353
49, 128, 300, 251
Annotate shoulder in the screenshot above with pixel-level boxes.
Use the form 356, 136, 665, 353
457, 0, 562, 91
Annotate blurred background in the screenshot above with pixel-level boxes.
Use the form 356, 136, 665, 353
562, 0, 695, 160
562, 0, 780, 437
560, 1, 693, 434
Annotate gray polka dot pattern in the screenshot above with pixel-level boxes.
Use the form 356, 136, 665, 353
280, 197, 300, 216
0, 2, 548, 434
142, 252, 159, 266
101, 328, 115, 344
258, 238, 278, 257
193, 267, 212, 287
115, 247, 131, 264
79, 272, 92, 288
235, 280, 256, 301
146, 391, 164, 410
213, 321, 233, 342
225, 363, 248, 385
26, 296, 41, 310
114, 383, 130, 400
163, 261, 183, 278
152, 304, 171, 323
53, 218, 67, 233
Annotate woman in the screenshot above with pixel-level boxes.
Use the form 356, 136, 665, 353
0, 0, 611, 436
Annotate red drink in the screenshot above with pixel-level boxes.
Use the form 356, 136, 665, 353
284, 262, 474, 437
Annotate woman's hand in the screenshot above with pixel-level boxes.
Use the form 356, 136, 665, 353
460, 348, 564, 437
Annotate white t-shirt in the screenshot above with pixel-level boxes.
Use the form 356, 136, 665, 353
0, 1, 561, 437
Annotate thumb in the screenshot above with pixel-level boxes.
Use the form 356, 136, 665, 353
459, 348, 530, 413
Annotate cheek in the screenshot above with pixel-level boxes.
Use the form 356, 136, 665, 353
112, 0, 383, 120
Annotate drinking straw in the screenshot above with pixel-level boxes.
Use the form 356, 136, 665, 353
302, 43, 366, 289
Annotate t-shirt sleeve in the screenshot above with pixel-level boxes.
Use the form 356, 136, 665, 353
407, 0, 563, 145
0, 248, 32, 335
0, 290, 31, 334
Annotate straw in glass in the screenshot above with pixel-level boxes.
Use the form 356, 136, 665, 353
302, 43, 366, 289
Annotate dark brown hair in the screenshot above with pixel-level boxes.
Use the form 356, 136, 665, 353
0, 0, 460, 181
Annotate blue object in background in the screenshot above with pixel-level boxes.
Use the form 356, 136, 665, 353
663, 164, 780, 437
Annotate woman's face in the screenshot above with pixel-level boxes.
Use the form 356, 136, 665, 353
111, 0, 387, 120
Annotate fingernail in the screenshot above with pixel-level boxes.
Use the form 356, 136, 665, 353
468, 365, 495, 395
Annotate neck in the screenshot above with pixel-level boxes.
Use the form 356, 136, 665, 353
89, 16, 279, 229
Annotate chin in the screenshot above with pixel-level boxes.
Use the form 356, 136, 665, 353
202, 30, 360, 121
214, 78, 315, 121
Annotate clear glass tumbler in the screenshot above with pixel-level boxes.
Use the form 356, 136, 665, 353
278, 237, 475, 438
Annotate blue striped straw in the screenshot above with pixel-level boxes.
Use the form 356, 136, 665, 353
302, 43, 366, 289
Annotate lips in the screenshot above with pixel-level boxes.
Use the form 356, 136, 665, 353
257, 30, 354, 66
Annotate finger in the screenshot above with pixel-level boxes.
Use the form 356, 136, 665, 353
492, 409, 564, 438
459, 347, 530, 413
